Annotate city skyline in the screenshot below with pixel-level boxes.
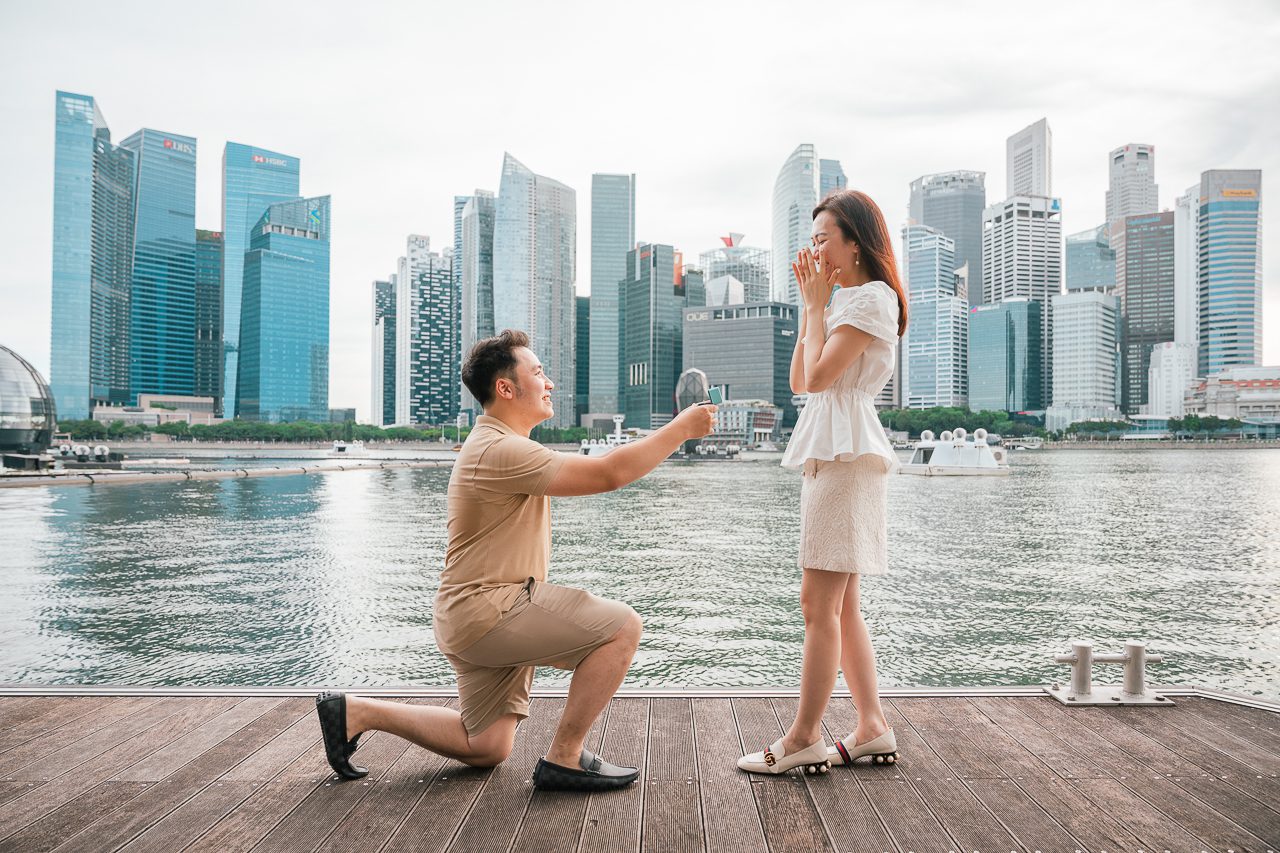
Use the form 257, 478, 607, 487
2, 2, 1277, 422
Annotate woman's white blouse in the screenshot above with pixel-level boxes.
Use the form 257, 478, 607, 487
781, 280, 901, 472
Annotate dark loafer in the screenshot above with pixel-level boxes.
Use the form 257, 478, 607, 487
531, 748, 639, 791
315, 691, 368, 780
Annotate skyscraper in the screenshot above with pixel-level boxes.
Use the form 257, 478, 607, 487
1173, 184, 1200, 349
49, 91, 135, 420
1065, 225, 1116, 292
1006, 118, 1052, 197
576, 295, 590, 426
903, 225, 968, 409
968, 299, 1043, 413
1198, 169, 1263, 377
459, 190, 495, 415
699, 234, 770, 303
493, 153, 577, 428
1116, 211, 1175, 413
773, 144, 844, 306
1046, 290, 1121, 431
683, 301, 800, 427
1106, 144, 1159, 223
819, 159, 847, 198
620, 244, 704, 428
908, 171, 986, 307
395, 236, 457, 424
237, 196, 330, 422
371, 279, 396, 427
588, 173, 636, 415
194, 230, 224, 407
121, 128, 198, 404
221, 143, 301, 417
982, 194, 1062, 403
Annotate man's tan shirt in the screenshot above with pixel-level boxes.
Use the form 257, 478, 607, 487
433, 414, 567, 655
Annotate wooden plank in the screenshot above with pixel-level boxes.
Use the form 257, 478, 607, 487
859, 780, 955, 853
1153, 773, 1280, 848
10, 697, 239, 782
0, 698, 160, 775
964, 779, 1081, 853
511, 702, 607, 853
0, 698, 102, 750
775, 696, 895, 853
446, 697, 563, 853
220, 703, 321, 782
56, 700, 314, 853
891, 698, 1005, 780
578, 697, 647, 853
643, 698, 702, 853
315, 700, 458, 853
1177, 697, 1280, 758
909, 777, 1022, 853
1069, 777, 1215, 852
0, 780, 150, 853
731, 698, 831, 853
115, 782, 257, 853
969, 697, 1111, 779
182, 781, 320, 853
931, 698, 1059, 780
116, 698, 285, 782
0, 697, 45, 728
1119, 702, 1280, 775
0, 698, 241, 842
692, 698, 768, 853
1013, 774, 1147, 853
244, 731, 412, 853
0, 781, 42, 808
1015, 699, 1196, 778
1106, 706, 1280, 804
382, 761, 489, 853
1111, 772, 1276, 853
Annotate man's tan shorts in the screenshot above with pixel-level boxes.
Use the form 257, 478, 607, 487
444, 579, 634, 736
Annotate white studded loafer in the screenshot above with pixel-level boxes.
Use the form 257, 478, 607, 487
737, 737, 831, 775
828, 728, 899, 766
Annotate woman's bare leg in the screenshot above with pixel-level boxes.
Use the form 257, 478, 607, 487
780, 569, 852, 754
838, 575, 889, 743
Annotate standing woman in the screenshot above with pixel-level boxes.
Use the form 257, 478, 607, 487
738, 190, 907, 775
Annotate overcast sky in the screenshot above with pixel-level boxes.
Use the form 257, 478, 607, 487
2, 1, 1277, 422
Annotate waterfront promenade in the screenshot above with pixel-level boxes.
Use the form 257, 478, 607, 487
0, 687, 1276, 852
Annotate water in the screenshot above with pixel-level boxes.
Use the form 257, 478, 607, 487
1, 449, 1277, 697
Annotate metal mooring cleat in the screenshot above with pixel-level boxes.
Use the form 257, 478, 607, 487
1046, 639, 1174, 706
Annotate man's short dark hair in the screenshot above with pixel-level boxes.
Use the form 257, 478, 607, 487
462, 329, 530, 408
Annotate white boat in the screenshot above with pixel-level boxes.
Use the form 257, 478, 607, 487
328, 440, 369, 458
1007, 436, 1043, 450
900, 428, 1010, 476
580, 416, 635, 458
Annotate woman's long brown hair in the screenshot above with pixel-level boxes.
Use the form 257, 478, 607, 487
812, 190, 908, 337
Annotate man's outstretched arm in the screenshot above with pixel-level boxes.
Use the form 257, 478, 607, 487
544, 404, 717, 497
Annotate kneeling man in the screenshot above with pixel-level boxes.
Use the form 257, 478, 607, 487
316, 329, 716, 791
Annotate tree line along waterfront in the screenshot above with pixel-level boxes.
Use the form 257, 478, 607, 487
54, 408, 1250, 446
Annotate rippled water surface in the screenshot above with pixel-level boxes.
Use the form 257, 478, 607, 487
1, 449, 1277, 696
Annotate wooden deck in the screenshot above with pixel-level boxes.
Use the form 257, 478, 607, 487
0, 691, 1276, 852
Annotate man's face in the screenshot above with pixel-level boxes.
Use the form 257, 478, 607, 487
498, 346, 555, 422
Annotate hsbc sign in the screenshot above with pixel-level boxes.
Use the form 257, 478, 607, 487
162, 138, 195, 155
252, 154, 289, 167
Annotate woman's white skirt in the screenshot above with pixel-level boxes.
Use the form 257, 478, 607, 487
797, 455, 888, 574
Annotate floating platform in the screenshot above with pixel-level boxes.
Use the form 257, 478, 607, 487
0, 686, 1275, 851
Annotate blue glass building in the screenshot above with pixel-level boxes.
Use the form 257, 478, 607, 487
371, 280, 396, 426
968, 298, 1043, 413
221, 143, 301, 417
237, 196, 330, 422
120, 129, 197, 403
1198, 170, 1263, 377
50, 91, 136, 420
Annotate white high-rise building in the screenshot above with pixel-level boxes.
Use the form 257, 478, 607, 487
1106, 144, 1158, 223
982, 194, 1063, 403
1148, 342, 1198, 418
394, 236, 455, 425
1046, 290, 1122, 431
493, 153, 577, 428
1173, 184, 1200, 350
772, 144, 844, 306
395, 235, 432, 425
1006, 118, 1052, 197
700, 233, 769, 303
903, 225, 967, 409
